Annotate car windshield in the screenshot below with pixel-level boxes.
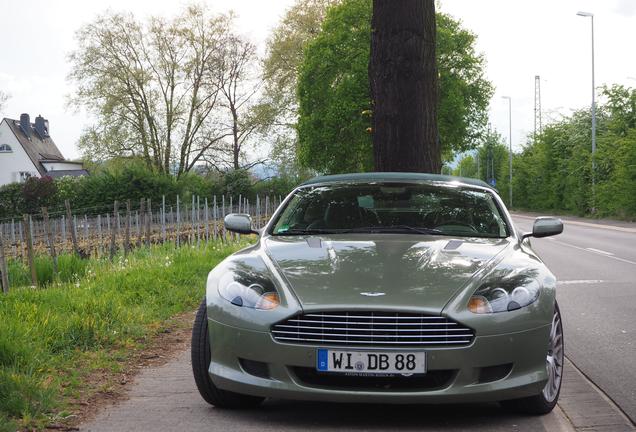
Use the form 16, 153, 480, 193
271, 182, 510, 238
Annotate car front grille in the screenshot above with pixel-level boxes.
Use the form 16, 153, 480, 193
292, 367, 457, 391
271, 311, 475, 347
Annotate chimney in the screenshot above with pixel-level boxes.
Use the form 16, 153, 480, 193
34, 115, 49, 138
20, 113, 32, 138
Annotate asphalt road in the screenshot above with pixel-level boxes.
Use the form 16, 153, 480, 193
512, 214, 636, 423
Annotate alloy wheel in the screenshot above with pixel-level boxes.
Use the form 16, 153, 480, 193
542, 305, 564, 402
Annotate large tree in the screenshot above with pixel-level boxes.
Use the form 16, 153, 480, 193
69, 5, 261, 176
370, 0, 439, 172
296, 0, 493, 174
261, 0, 339, 170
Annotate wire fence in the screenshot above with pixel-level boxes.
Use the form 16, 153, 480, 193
0, 194, 283, 293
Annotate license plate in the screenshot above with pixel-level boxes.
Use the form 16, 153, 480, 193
316, 349, 426, 375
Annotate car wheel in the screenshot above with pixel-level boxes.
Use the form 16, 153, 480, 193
191, 298, 265, 409
501, 301, 564, 415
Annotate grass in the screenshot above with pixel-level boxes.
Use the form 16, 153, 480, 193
0, 241, 247, 431
7, 253, 90, 288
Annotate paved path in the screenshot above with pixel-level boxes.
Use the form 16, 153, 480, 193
82, 349, 577, 432
512, 214, 636, 424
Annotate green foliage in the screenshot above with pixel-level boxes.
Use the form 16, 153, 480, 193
296, 0, 494, 174
7, 254, 89, 288
0, 241, 244, 429
262, 0, 340, 173
454, 85, 636, 219
0, 163, 296, 219
21, 177, 58, 214
436, 13, 493, 160
297, 0, 373, 173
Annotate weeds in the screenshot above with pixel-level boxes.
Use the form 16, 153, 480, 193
0, 240, 247, 430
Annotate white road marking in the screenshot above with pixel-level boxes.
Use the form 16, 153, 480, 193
551, 239, 636, 266
558, 280, 606, 285
585, 248, 614, 256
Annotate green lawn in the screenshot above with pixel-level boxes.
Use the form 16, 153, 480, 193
0, 241, 246, 431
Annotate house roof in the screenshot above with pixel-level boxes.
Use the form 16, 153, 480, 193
3, 117, 67, 176
301, 172, 494, 190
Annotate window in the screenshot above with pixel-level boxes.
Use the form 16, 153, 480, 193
271, 182, 510, 238
19, 172, 33, 181
0, 144, 12, 152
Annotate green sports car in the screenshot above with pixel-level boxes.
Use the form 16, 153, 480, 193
191, 173, 564, 414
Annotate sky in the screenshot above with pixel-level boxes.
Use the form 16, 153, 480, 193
1, 0, 635, 161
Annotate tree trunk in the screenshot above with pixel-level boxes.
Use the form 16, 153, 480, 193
369, 0, 440, 173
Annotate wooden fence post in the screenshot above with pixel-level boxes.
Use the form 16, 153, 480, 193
145, 198, 152, 248
204, 197, 209, 243
0, 233, 9, 294
124, 200, 131, 256
42, 207, 58, 275
176, 195, 181, 248
162, 195, 166, 244
213, 196, 218, 241
65, 200, 80, 256
138, 198, 145, 248
22, 214, 37, 287
110, 201, 119, 260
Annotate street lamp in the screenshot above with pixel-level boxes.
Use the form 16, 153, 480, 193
577, 11, 596, 211
502, 96, 512, 208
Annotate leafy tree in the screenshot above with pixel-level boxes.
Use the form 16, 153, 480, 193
297, 0, 493, 174
297, 0, 373, 173
214, 35, 264, 171
69, 5, 262, 176
452, 154, 478, 178
261, 0, 340, 170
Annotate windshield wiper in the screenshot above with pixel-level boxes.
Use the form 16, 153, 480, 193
273, 228, 342, 235
342, 225, 445, 235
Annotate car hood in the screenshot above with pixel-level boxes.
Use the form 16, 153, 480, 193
264, 235, 511, 314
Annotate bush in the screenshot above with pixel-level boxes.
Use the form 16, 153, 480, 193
0, 163, 299, 220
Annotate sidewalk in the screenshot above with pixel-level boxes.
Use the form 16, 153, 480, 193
79, 346, 634, 432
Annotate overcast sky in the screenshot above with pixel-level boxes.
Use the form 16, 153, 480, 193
1, 0, 635, 161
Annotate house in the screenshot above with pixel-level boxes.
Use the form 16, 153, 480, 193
0, 113, 88, 186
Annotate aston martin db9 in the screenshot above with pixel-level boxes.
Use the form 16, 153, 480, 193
191, 173, 564, 414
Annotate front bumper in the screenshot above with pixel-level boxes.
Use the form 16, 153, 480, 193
207, 317, 550, 404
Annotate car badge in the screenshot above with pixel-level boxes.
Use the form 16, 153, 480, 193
360, 292, 386, 297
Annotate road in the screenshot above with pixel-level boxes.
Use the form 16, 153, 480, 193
512, 214, 636, 423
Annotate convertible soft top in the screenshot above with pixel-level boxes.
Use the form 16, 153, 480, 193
301, 172, 494, 190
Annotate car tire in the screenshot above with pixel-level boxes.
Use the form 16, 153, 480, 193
191, 298, 265, 409
501, 302, 564, 415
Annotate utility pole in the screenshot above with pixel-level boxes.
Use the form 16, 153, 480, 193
534, 75, 542, 140
502, 96, 513, 207
577, 11, 596, 212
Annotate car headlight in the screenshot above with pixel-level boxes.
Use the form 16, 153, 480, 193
218, 272, 280, 310
468, 278, 540, 314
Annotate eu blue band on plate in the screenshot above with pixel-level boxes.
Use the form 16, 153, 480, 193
317, 349, 328, 371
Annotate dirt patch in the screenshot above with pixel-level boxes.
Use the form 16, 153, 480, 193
44, 310, 196, 431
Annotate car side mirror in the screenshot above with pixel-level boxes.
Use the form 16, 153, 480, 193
224, 214, 259, 235
522, 217, 563, 240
